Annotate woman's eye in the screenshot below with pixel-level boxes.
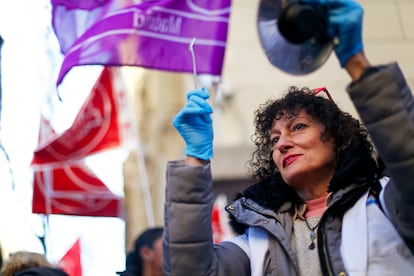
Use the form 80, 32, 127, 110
271, 137, 279, 145
293, 123, 306, 130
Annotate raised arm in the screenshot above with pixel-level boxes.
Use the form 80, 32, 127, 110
346, 61, 414, 250
163, 88, 250, 276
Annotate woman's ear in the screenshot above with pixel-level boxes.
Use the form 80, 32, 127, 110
139, 246, 154, 261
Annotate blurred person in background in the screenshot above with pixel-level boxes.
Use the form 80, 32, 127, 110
1, 251, 68, 276
118, 227, 163, 276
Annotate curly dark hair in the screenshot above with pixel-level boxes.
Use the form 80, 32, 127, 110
248, 86, 377, 189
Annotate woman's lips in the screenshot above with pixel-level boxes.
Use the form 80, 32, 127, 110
283, 154, 301, 168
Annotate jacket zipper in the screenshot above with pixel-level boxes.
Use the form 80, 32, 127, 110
319, 219, 334, 276
319, 184, 370, 275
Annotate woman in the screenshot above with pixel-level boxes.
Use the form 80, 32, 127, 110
163, 0, 414, 275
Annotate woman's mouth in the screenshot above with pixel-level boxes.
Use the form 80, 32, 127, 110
283, 154, 301, 168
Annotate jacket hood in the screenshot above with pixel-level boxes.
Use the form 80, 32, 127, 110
228, 174, 302, 235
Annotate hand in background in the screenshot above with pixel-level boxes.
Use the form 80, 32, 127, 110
301, 0, 364, 67
173, 87, 214, 161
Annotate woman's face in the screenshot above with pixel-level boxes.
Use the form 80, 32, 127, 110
270, 110, 336, 193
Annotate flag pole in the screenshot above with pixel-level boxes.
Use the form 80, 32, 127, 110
188, 38, 200, 90
118, 72, 156, 227
133, 137, 155, 226
188, 37, 220, 108
43, 169, 53, 260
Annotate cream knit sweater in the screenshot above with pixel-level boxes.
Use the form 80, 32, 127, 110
292, 203, 323, 275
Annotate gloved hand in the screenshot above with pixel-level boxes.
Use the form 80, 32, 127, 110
301, 0, 364, 67
173, 87, 213, 160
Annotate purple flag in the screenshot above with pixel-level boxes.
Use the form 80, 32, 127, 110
52, 0, 232, 85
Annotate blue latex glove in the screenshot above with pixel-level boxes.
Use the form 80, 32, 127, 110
301, 0, 364, 67
173, 87, 213, 160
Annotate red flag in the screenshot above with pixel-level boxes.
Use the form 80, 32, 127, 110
31, 67, 134, 167
58, 238, 83, 276
32, 116, 123, 217
32, 162, 123, 217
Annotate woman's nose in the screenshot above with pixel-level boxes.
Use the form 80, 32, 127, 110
276, 134, 293, 153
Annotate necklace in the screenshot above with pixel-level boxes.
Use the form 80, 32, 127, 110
304, 218, 320, 250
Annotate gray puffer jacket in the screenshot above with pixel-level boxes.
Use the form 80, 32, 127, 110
163, 63, 414, 276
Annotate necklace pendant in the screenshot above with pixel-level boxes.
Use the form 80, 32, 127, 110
309, 231, 315, 239
309, 242, 315, 250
